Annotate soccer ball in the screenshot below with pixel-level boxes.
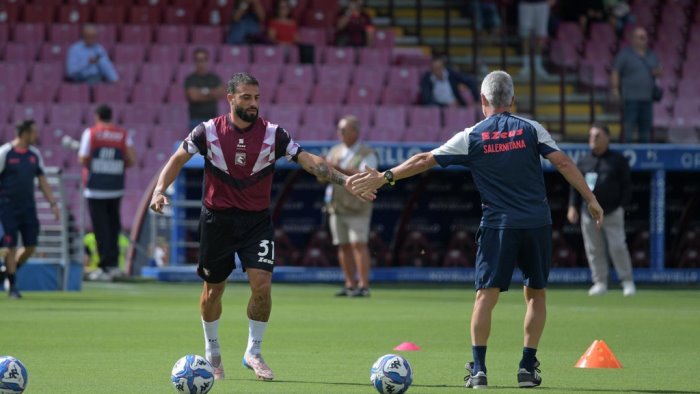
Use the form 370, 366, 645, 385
0, 356, 28, 394
370, 354, 413, 394
170, 355, 215, 394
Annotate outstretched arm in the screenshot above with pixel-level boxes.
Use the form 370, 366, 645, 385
350, 152, 437, 194
150, 146, 193, 213
297, 151, 374, 201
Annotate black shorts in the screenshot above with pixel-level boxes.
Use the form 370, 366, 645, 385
0, 202, 39, 248
197, 206, 275, 283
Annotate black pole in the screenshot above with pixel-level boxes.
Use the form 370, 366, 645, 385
388, 0, 395, 26
499, 1, 507, 71
444, 0, 451, 58
559, 54, 566, 139
529, 36, 536, 118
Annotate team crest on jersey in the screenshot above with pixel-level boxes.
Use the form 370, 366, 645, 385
235, 151, 246, 166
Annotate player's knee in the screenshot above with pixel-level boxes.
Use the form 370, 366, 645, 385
250, 280, 271, 297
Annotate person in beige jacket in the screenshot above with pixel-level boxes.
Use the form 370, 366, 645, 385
325, 115, 378, 297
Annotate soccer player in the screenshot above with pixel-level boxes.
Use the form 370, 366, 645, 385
0, 120, 60, 298
350, 71, 604, 389
149, 73, 369, 381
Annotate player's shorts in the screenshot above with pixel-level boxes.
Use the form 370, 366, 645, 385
474, 225, 552, 291
518, 1, 550, 39
0, 202, 39, 248
329, 213, 371, 245
197, 206, 275, 283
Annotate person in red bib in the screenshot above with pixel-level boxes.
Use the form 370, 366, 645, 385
78, 105, 136, 280
150, 73, 371, 382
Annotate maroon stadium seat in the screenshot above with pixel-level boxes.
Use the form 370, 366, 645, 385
93, 24, 117, 46
129, 6, 161, 25
121, 104, 159, 125
218, 45, 251, 66
147, 44, 183, 64
406, 106, 441, 139
298, 27, 329, 48
93, 83, 129, 104
267, 105, 303, 130
114, 63, 140, 87
3, 43, 39, 63
339, 105, 372, 129
281, 64, 316, 87
185, 44, 218, 63
130, 84, 168, 104
323, 46, 356, 65
156, 25, 189, 45
197, 5, 235, 26
301, 5, 337, 29
309, 84, 346, 105
387, 66, 420, 89
380, 85, 416, 105
164, 6, 197, 25
30, 63, 64, 88
212, 63, 244, 82
22, 5, 56, 24
443, 107, 476, 134
0, 2, 20, 24
39, 43, 68, 63
57, 84, 90, 103
317, 65, 353, 87
372, 29, 395, 49
94, 5, 126, 24
0, 64, 29, 86
276, 83, 312, 105
58, 4, 91, 24
302, 105, 337, 131
158, 103, 189, 128
22, 84, 57, 104
113, 44, 147, 64
48, 104, 85, 126
358, 48, 391, 66
13, 24, 46, 45
353, 65, 388, 89
191, 26, 223, 44
165, 84, 187, 104
12, 104, 47, 124
345, 85, 379, 106
250, 64, 282, 85
373, 105, 407, 132
252, 45, 286, 64
49, 24, 80, 45
120, 25, 153, 44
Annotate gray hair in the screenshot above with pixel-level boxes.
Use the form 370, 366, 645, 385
480, 71, 514, 108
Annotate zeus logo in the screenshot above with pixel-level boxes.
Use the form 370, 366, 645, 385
481, 129, 523, 140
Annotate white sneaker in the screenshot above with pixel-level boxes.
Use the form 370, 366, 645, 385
622, 281, 637, 297
588, 282, 608, 296
206, 353, 225, 380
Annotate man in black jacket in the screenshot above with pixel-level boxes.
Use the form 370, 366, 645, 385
419, 55, 479, 107
567, 123, 636, 296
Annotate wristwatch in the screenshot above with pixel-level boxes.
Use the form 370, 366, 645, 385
383, 170, 395, 186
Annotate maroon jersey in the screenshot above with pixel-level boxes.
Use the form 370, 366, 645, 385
183, 114, 302, 211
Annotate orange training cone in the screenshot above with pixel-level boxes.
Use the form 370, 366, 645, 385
575, 340, 622, 368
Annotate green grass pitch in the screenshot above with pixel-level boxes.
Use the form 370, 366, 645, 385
2, 282, 699, 393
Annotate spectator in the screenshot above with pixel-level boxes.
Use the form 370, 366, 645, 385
420, 55, 479, 107
84, 231, 130, 280
185, 48, 226, 130
335, 0, 374, 47
324, 115, 378, 297
149, 236, 169, 268
66, 25, 118, 84
606, 0, 633, 38
268, 0, 299, 45
0, 120, 61, 298
567, 123, 636, 296
610, 26, 660, 143
559, 0, 606, 34
473, 0, 502, 35
78, 105, 136, 281
227, 0, 267, 45
518, 0, 555, 78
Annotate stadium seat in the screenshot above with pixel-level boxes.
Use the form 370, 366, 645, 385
252, 45, 286, 64
48, 104, 85, 128
443, 107, 476, 135
298, 27, 329, 47
0, 2, 20, 24
27, 66, 61, 92
267, 105, 303, 130
165, 84, 187, 104
163, 2, 197, 26
276, 83, 312, 104
57, 84, 90, 103
373, 105, 407, 131
94, 5, 126, 24
301, 7, 337, 29
129, 6, 161, 24
281, 65, 315, 87
120, 25, 153, 44
302, 105, 337, 131
21, 84, 57, 104
121, 104, 159, 126
323, 46, 356, 65
339, 105, 373, 128
113, 44, 147, 64
372, 29, 395, 49
158, 103, 189, 129
147, 44, 183, 64
93, 24, 117, 47
49, 24, 80, 45
130, 84, 168, 104
185, 44, 218, 64
191, 26, 223, 44
114, 63, 140, 87
442, 249, 471, 267
317, 65, 353, 87
405, 106, 441, 141
175, 63, 193, 85
250, 64, 282, 85
93, 83, 130, 104
2, 43, 39, 63
0, 64, 30, 84
197, 5, 235, 26
39, 43, 69, 63
139, 62, 176, 85
155, 25, 189, 45
358, 48, 391, 66
12, 104, 47, 125
22, 5, 56, 24
380, 85, 416, 105
0, 83, 22, 105
386, 66, 420, 89
345, 85, 379, 106
218, 45, 251, 66
309, 84, 346, 105
58, 4, 91, 24
398, 231, 439, 267
353, 65, 388, 88
212, 63, 244, 81
300, 229, 336, 266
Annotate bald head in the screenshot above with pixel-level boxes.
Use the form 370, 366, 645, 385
337, 115, 360, 146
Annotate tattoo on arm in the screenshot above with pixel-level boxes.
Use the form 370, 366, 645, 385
311, 161, 347, 186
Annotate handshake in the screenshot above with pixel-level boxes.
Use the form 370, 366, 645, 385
344, 167, 392, 202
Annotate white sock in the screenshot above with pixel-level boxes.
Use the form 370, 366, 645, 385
202, 318, 220, 355
245, 319, 268, 356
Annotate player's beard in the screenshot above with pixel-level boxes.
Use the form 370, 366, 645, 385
235, 105, 258, 123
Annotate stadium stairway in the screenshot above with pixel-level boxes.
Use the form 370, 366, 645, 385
366, 0, 620, 141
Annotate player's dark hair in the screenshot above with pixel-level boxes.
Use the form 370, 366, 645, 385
16, 119, 35, 137
591, 122, 610, 136
227, 73, 259, 94
193, 47, 209, 59
95, 104, 113, 122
